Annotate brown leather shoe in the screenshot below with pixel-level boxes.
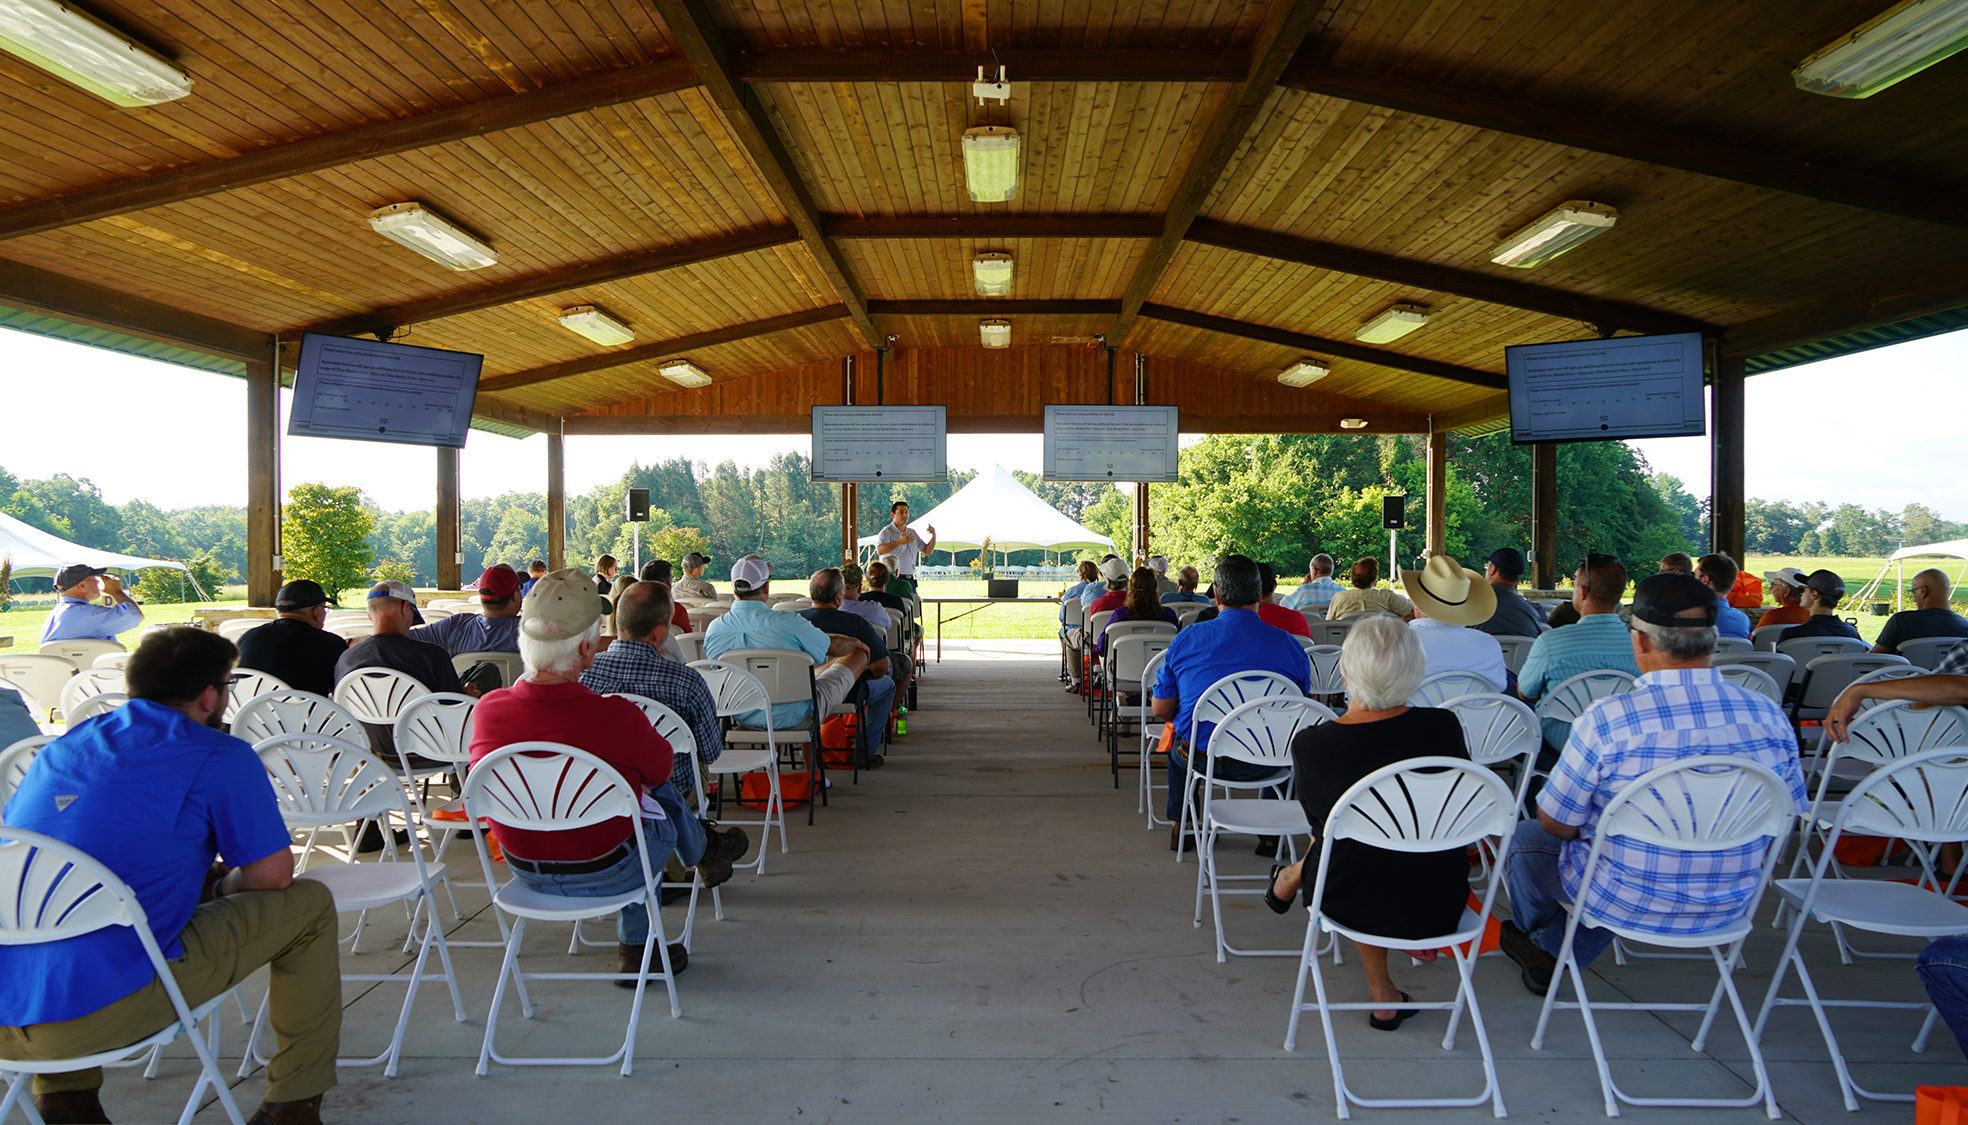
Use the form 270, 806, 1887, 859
615, 940, 687, 988
247, 1094, 322, 1125
32, 1089, 109, 1124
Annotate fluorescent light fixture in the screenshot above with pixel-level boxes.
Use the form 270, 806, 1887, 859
557, 305, 634, 346
1339, 418, 1368, 430
979, 319, 1012, 348
1795, 0, 1968, 97
0, 0, 192, 106
1488, 201, 1618, 269
1355, 303, 1430, 344
961, 125, 1020, 202
972, 252, 1014, 296
1277, 358, 1330, 387
658, 360, 711, 388
367, 203, 497, 271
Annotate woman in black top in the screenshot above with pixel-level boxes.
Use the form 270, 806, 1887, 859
1266, 613, 1471, 1029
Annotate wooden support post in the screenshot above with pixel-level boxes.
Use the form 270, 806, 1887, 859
1710, 353, 1747, 561
436, 447, 461, 589
841, 354, 857, 563
1133, 352, 1150, 559
1425, 431, 1448, 557
1532, 442, 1558, 591
546, 425, 565, 571
246, 351, 279, 607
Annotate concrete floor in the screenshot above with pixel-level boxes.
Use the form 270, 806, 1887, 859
100, 640, 1968, 1123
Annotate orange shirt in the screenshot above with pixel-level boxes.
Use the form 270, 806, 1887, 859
1757, 604, 1810, 628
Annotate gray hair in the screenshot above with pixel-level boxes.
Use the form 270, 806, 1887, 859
1338, 613, 1427, 711
518, 619, 601, 678
1632, 618, 1715, 662
1310, 553, 1334, 576
810, 568, 845, 605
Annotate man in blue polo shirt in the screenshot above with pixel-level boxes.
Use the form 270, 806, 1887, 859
0, 627, 340, 1125
702, 556, 870, 734
1696, 553, 1751, 640
1152, 554, 1312, 850
1519, 553, 1639, 752
39, 563, 143, 644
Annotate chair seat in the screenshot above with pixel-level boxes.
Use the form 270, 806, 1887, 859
1773, 876, 1968, 935
493, 879, 649, 922
300, 863, 444, 911
1320, 905, 1484, 951
713, 749, 776, 773
1207, 800, 1312, 836
1584, 914, 1754, 949
1203, 768, 1290, 791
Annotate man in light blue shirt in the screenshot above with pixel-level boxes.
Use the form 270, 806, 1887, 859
1695, 553, 1752, 640
1518, 554, 1639, 751
702, 556, 869, 731
40, 563, 143, 644
1161, 565, 1211, 605
410, 564, 523, 654
1281, 554, 1342, 615
1058, 560, 1099, 622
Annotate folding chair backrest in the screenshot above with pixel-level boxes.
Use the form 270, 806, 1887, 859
1713, 635, 1753, 654
38, 638, 123, 666
688, 659, 772, 722
0, 825, 157, 946
463, 742, 638, 831
1899, 636, 1964, 671
1535, 669, 1636, 725
1305, 644, 1345, 695
393, 692, 477, 767
225, 670, 291, 723
1837, 701, 1968, 767
0, 735, 53, 804
451, 651, 524, 687
1190, 671, 1304, 743
713, 648, 818, 708
57, 667, 124, 719
1750, 623, 1789, 652
1493, 634, 1538, 674
91, 652, 131, 670
1321, 757, 1516, 853
333, 666, 433, 724
1826, 747, 1968, 844
0, 655, 77, 719
1104, 620, 1174, 655
1173, 604, 1209, 628
1795, 653, 1909, 709
1715, 663, 1783, 704
1442, 693, 1540, 770
1087, 610, 1115, 638
1848, 664, 1932, 711
1208, 696, 1336, 773
215, 618, 262, 641
672, 631, 706, 664
1712, 650, 1797, 686
688, 606, 729, 631
611, 693, 697, 761
1776, 635, 1872, 668
229, 690, 366, 749
328, 621, 375, 640
64, 693, 126, 723
1410, 671, 1496, 708
1309, 619, 1354, 648
255, 734, 408, 827
1110, 634, 1172, 686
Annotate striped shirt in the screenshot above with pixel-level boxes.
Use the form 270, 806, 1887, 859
1519, 612, 1638, 746
1538, 668, 1807, 935
1282, 576, 1343, 614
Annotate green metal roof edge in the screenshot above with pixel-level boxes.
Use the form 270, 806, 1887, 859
1745, 308, 1968, 375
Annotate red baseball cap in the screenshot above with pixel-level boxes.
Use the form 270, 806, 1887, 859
477, 564, 522, 599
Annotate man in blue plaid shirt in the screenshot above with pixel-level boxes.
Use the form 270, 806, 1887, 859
1500, 572, 1808, 995
579, 580, 725, 805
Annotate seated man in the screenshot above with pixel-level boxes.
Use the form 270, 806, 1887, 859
833, 563, 891, 631
1658, 552, 1693, 574
671, 552, 717, 601
579, 580, 726, 807
1518, 554, 1638, 752
408, 565, 523, 689
1152, 555, 1313, 850
237, 580, 348, 697
39, 563, 142, 644
1779, 569, 1863, 643
0, 627, 340, 1125
1325, 557, 1415, 621
1254, 562, 1312, 637
800, 568, 897, 768
1499, 573, 1807, 995
0, 681, 35, 748
1280, 554, 1340, 615
1758, 567, 1812, 629
520, 559, 547, 596
1086, 556, 1130, 617
335, 580, 471, 778
1475, 547, 1547, 638
1875, 568, 1968, 655
1146, 555, 1178, 598
702, 557, 871, 744
468, 571, 746, 985
1695, 553, 1751, 640
1162, 564, 1212, 605
1404, 556, 1508, 691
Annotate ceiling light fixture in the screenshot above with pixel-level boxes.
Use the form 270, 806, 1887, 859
1277, 358, 1330, 387
961, 125, 1020, 202
1355, 303, 1431, 344
979, 320, 1012, 349
557, 305, 634, 346
367, 203, 497, 271
0, 0, 192, 106
1794, 0, 1968, 97
1340, 418, 1368, 430
1489, 201, 1618, 268
658, 360, 711, 388
973, 63, 1011, 105
972, 252, 1013, 296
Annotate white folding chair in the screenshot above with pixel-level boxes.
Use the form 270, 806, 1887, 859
1441, 693, 1540, 894
610, 693, 722, 941
244, 734, 465, 1077
1750, 623, 1790, 652
1530, 756, 1794, 1119
1284, 758, 1516, 1119
0, 734, 53, 805
690, 659, 788, 868
1175, 671, 1304, 861
1715, 663, 1783, 704
1790, 653, 1909, 727
333, 667, 432, 728
0, 828, 248, 1125
1712, 650, 1797, 689
1308, 619, 1354, 648
1713, 635, 1752, 653
1533, 669, 1637, 728
1410, 670, 1496, 708
224, 670, 290, 724
463, 743, 682, 1076
391, 692, 483, 927
91, 652, 132, 670
1776, 634, 1874, 674
1303, 643, 1345, 704
57, 667, 124, 721
215, 618, 265, 642
450, 651, 523, 688
709, 648, 827, 826
1754, 748, 1968, 1111
38, 638, 123, 666
1197, 696, 1335, 960
1898, 636, 1964, 671
671, 631, 706, 664
1492, 634, 1537, 675
1138, 650, 1173, 825
1106, 634, 1172, 790
1097, 620, 1175, 738
63, 692, 127, 723
1844, 663, 1932, 712
1787, 701, 1968, 896
0, 655, 78, 723
229, 691, 372, 863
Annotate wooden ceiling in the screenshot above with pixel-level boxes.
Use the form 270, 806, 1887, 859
2, 0, 1965, 436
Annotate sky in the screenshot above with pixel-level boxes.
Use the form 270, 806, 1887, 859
1, 325, 1961, 518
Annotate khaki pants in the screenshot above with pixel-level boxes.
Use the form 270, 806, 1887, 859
0, 879, 341, 1102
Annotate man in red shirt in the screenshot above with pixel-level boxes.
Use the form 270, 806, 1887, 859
1254, 561, 1313, 638
468, 569, 747, 983
1086, 556, 1131, 617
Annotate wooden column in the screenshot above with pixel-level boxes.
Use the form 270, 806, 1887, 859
840, 355, 857, 562
1531, 442, 1558, 590
436, 447, 461, 589
1132, 351, 1150, 559
1710, 353, 1747, 560
545, 425, 565, 571
1424, 431, 1448, 557
245, 351, 279, 607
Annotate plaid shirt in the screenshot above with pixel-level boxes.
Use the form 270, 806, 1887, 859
579, 639, 723, 797
1937, 644, 1968, 676
1538, 668, 1807, 935
1281, 575, 1343, 614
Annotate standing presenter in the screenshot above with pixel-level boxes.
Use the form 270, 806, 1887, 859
874, 501, 936, 605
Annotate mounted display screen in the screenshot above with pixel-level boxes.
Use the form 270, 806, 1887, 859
1507, 332, 1706, 445
1043, 405, 1181, 482
289, 333, 482, 449
810, 405, 948, 482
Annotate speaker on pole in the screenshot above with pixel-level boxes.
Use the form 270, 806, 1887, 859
1382, 495, 1405, 530
625, 488, 651, 522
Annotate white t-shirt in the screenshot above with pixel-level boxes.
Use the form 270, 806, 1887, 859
877, 522, 925, 576
1410, 617, 1508, 692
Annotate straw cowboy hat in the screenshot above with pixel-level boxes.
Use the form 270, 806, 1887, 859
1401, 555, 1497, 627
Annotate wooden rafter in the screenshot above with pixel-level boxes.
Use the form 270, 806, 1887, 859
1432, 396, 1512, 432
733, 48, 1246, 83
474, 305, 850, 395
0, 60, 700, 242
1721, 264, 1968, 360
1110, 0, 1330, 345
1280, 61, 1968, 230
0, 256, 270, 361
1139, 304, 1507, 389
470, 396, 557, 433
651, 0, 882, 350
823, 215, 1166, 239
870, 300, 1120, 316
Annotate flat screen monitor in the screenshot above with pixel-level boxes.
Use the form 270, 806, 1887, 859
1506, 331, 1706, 445
810, 405, 948, 482
1043, 405, 1181, 482
289, 332, 483, 449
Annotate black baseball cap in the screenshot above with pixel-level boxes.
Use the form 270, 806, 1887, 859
274, 579, 334, 610
1803, 568, 1846, 602
1485, 548, 1526, 579
1630, 572, 1719, 628
53, 563, 109, 589
682, 551, 712, 568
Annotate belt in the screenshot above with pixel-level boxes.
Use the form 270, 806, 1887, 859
502, 840, 632, 875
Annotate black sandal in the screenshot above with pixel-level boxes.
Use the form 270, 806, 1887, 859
1369, 992, 1418, 1031
1263, 864, 1293, 914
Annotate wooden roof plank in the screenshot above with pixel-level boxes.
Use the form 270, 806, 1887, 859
732, 46, 1247, 82
476, 304, 851, 394
1138, 302, 1506, 389
0, 255, 270, 361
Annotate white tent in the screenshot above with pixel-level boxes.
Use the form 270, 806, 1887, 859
0, 509, 191, 583
1851, 538, 1968, 613
857, 464, 1114, 555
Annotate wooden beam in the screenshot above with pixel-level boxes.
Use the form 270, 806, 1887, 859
563, 409, 1430, 436
824, 214, 1165, 239
304, 225, 801, 338
246, 351, 279, 608
476, 305, 850, 395
468, 396, 555, 433
0, 257, 271, 360
735, 48, 1246, 83
436, 447, 461, 590
1186, 219, 1717, 337
0, 61, 701, 241
1110, 0, 1330, 343
1425, 431, 1448, 557
546, 427, 566, 571
869, 299, 1119, 316
1532, 443, 1557, 590
1139, 303, 1507, 389
652, 0, 882, 349
1711, 354, 1746, 560
1722, 265, 1968, 360
1279, 61, 1968, 230
1433, 395, 1510, 433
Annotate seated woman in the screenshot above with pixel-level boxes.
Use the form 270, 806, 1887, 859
1266, 612, 1471, 1030
1096, 567, 1180, 658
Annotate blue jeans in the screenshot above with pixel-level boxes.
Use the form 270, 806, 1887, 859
1918, 936, 1968, 1061
858, 674, 896, 750
1503, 820, 1616, 968
1166, 745, 1285, 821
505, 783, 705, 945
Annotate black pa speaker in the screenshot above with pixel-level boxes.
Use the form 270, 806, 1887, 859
1382, 495, 1406, 530
625, 488, 651, 523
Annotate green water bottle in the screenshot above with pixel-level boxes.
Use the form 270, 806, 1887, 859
894, 706, 907, 736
